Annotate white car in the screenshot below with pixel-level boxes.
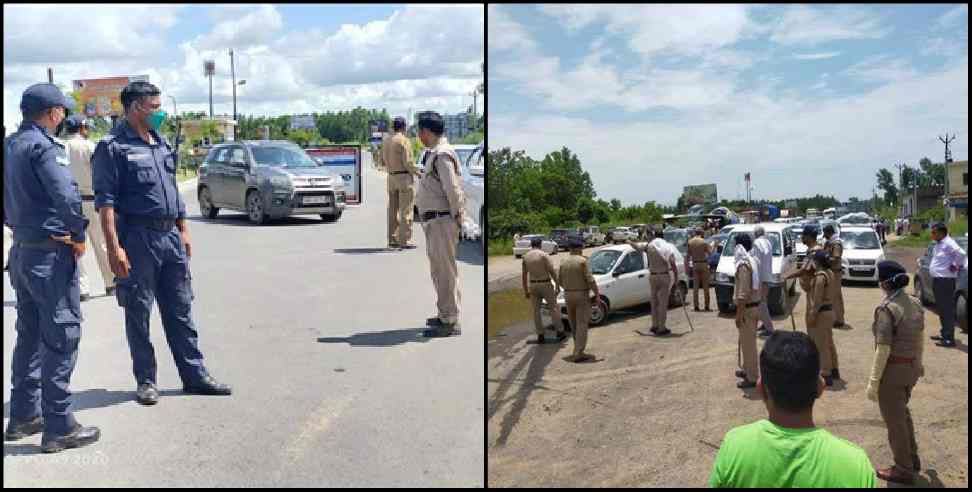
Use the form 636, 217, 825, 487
540, 243, 690, 328
837, 226, 885, 284
513, 235, 558, 258
611, 227, 637, 243
719, 224, 740, 235
714, 223, 799, 316
579, 225, 606, 246
459, 144, 485, 251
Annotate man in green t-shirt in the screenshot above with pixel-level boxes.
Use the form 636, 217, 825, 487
709, 331, 877, 488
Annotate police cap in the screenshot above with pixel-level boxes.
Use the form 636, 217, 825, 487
64, 114, 88, 132
20, 83, 75, 114
802, 225, 819, 237
877, 260, 907, 283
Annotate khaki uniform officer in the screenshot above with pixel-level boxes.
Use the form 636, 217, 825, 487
415, 112, 465, 337
732, 234, 760, 388
686, 230, 712, 311
630, 231, 679, 336
868, 261, 925, 486
807, 251, 838, 386
522, 238, 566, 343
383, 117, 420, 249
559, 238, 599, 362
822, 225, 846, 327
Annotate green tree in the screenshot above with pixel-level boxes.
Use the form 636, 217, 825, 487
577, 197, 595, 224
610, 199, 622, 212
876, 168, 898, 206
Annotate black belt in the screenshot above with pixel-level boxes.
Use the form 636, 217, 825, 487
650, 271, 670, 275
124, 215, 177, 232
390, 171, 410, 175
744, 302, 761, 308
422, 211, 452, 221
81, 194, 96, 201
530, 279, 552, 283
818, 305, 833, 312
14, 239, 66, 251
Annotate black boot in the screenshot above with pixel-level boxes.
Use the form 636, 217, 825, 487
183, 376, 233, 396
41, 423, 101, 453
4, 416, 44, 441
136, 383, 159, 405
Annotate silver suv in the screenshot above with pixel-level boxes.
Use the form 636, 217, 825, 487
197, 140, 346, 224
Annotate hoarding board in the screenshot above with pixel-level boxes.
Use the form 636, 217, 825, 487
305, 146, 362, 204
290, 114, 316, 130
682, 184, 718, 205
72, 75, 149, 117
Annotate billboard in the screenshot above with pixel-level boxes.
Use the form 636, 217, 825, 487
290, 114, 316, 130
304, 145, 362, 205
72, 75, 149, 117
682, 184, 718, 205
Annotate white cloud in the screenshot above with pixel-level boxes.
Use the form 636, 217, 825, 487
769, 5, 890, 46
792, 52, 841, 60
844, 55, 918, 83
487, 4, 537, 53
490, 58, 969, 205
194, 4, 284, 50
921, 37, 966, 59
935, 4, 968, 29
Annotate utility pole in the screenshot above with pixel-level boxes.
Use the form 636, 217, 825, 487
230, 49, 237, 124
47, 67, 53, 84
939, 132, 956, 163
894, 162, 906, 217
204, 60, 215, 119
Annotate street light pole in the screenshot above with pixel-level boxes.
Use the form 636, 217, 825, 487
168, 96, 177, 118
230, 49, 236, 123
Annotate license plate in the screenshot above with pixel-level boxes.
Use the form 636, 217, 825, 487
851, 266, 871, 271
302, 196, 328, 205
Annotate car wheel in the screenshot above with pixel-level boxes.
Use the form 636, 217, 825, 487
198, 186, 219, 219
914, 276, 931, 306
956, 293, 967, 333
246, 191, 268, 225
590, 297, 609, 326
515, 255, 522, 259
320, 210, 342, 222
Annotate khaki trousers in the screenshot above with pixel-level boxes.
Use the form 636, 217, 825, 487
565, 291, 591, 356
79, 200, 114, 293
692, 264, 710, 309
423, 216, 460, 324
737, 305, 759, 382
387, 175, 415, 245
878, 364, 921, 473
807, 310, 836, 376
830, 270, 845, 324
529, 282, 562, 335
650, 274, 671, 329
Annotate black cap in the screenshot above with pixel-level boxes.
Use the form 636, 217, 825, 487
877, 260, 907, 283
736, 233, 753, 251
802, 225, 819, 237
823, 224, 835, 235
64, 114, 87, 132
568, 237, 585, 249
20, 83, 75, 114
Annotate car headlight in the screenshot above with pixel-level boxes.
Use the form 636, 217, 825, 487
269, 176, 292, 188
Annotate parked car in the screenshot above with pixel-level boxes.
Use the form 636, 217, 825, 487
838, 226, 885, 284
550, 228, 573, 250
914, 235, 968, 332
540, 243, 690, 328
714, 223, 799, 315
197, 140, 345, 224
513, 234, 558, 258
460, 144, 485, 252
611, 226, 636, 244
663, 228, 690, 257
579, 225, 606, 246
719, 224, 739, 235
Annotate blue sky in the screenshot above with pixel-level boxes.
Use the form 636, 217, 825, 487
4, 4, 483, 130
488, 4, 968, 206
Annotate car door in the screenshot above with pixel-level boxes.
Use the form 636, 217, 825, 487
208, 147, 230, 205
223, 145, 250, 208
611, 251, 649, 308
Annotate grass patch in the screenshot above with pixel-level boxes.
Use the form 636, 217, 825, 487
488, 238, 514, 257
891, 218, 967, 249
488, 288, 532, 340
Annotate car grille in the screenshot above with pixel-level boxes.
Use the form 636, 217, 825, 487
849, 269, 876, 277
294, 191, 335, 208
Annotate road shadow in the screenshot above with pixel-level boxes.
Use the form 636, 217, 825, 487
332, 248, 401, 254
634, 330, 689, 338
187, 214, 327, 228
316, 327, 430, 347
488, 341, 560, 447
457, 240, 484, 266
885, 468, 946, 488
3, 443, 43, 457
4, 388, 186, 420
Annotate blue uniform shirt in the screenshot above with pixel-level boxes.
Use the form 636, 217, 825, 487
3, 121, 88, 243
92, 119, 186, 219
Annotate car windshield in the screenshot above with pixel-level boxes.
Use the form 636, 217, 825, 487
455, 148, 476, 167
250, 145, 319, 168
722, 232, 783, 257
589, 250, 623, 275
521, 235, 543, 241
841, 231, 881, 250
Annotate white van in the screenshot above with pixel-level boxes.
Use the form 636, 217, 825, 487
714, 223, 799, 315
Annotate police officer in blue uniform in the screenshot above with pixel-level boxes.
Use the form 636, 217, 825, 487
92, 81, 231, 405
3, 83, 101, 452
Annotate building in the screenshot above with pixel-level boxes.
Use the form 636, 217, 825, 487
945, 160, 968, 221
900, 186, 945, 218
181, 114, 238, 145
442, 112, 472, 142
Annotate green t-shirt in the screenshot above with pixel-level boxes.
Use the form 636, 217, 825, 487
709, 419, 876, 488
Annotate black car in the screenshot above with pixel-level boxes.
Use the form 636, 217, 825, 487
549, 228, 572, 251
914, 235, 968, 332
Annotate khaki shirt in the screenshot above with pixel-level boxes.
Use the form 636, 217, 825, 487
734, 263, 759, 304
633, 239, 675, 273
381, 132, 418, 176
416, 136, 464, 217
522, 249, 558, 284
559, 254, 596, 292
809, 270, 834, 314
687, 236, 711, 263
800, 244, 823, 293
823, 239, 843, 274
64, 134, 96, 195
872, 289, 925, 358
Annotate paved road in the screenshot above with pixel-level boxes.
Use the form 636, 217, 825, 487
3, 154, 484, 487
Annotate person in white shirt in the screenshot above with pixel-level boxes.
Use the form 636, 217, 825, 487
927, 223, 967, 347
630, 230, 679, 336
752, 227, 775, 337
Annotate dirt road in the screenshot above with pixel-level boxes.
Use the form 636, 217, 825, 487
489, 246, 600, 294
488, 244, 967, 487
